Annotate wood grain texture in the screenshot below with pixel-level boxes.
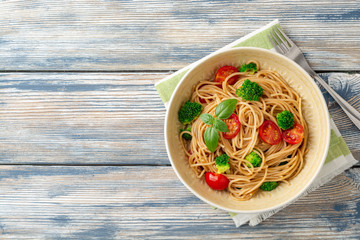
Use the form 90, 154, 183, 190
0, 165, 359, 239
0, 0, 359, 71
0, 72, 358, 165
0, 72, 167, 165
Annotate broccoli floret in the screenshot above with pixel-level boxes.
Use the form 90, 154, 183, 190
260, 181, 278, 191
245, 151, 262, 168
239, 63, 257, 74
276, 110, 294, 130
180, 126, 192, 140
178, 101, 203, 125
236, 79, 263, 101
215, 153, 230, 173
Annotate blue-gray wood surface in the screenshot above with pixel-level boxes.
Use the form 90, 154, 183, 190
0, 0, 359, 239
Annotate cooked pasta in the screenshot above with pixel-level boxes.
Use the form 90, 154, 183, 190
179, 61, 308, 201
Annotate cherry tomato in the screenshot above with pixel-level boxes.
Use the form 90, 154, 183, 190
214, 66, 239, 85
205, 172, 229, 190
282, 122, 304, 144
222, 114, 241, 139
259, 120, 281, 145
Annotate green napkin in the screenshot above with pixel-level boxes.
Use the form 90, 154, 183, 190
155, 20, 357, 227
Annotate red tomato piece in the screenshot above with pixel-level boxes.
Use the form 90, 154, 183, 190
259, 120, 282, 145
215, 83, 222, 88
282, 122, 304, 144
222, 114, 241, 139
205, 172, 229, 190
214, 66, 239, 85
199, 97, 206, 103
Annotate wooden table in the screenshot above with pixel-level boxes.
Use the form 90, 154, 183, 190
0, 1, 359, 239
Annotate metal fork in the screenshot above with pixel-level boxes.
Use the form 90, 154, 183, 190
268, 26, 360, 130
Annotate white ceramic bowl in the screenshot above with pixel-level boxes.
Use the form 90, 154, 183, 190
165, 47, 330, 213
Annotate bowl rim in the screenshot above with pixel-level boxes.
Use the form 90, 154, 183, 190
164, 46, 330, 214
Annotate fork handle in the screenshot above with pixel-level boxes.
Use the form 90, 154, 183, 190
313, 74, 360, 129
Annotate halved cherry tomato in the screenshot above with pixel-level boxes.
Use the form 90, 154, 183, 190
282, 122, 304, 144
199, 97, 207, 103
214, 66, 239, 85
205, 172, 229, 190
259, 120, 281, 145
222, 113, 241, 139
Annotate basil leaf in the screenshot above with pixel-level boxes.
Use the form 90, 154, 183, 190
215, 99, 237, 119
204, 126, 219, 152
213, 119, 229, 132
200, 113, 215, 125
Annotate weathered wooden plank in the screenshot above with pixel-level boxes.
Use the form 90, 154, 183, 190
0, 72, 168, 165
0, 165, 359, 239
0, 0, 359, 71
0, 72, 359, 165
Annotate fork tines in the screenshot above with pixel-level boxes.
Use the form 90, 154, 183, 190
268, 26, 293, 54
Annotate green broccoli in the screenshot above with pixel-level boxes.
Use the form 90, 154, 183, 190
276, 110, 295, 130
215, 153, 230, 173
260, 181, 278, 191
245, 151, 262, 168
180, 126, 192, 140
236, 79, 263, 101
178, 101, 203, 125
239, 63, 257, 74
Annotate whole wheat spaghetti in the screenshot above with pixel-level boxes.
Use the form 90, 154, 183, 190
180, 61, 308, 201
